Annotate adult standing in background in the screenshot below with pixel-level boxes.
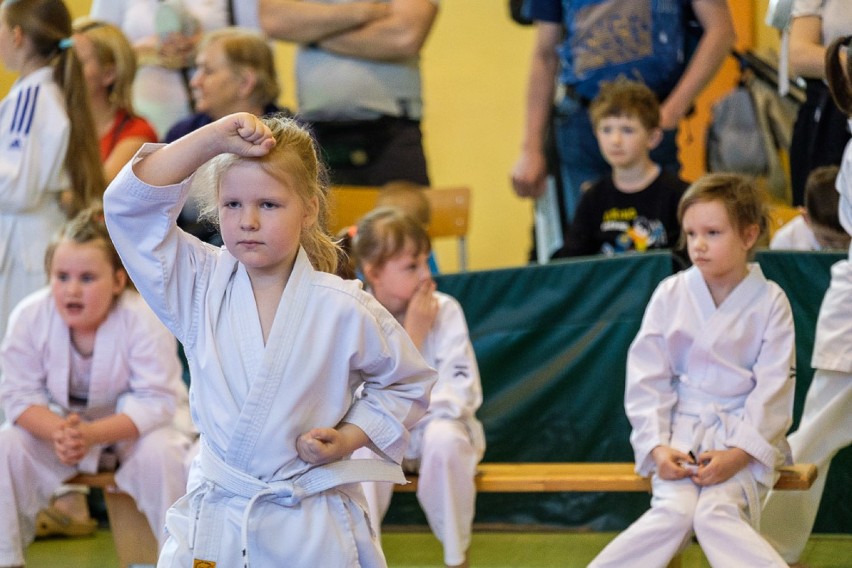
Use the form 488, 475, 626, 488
258, 0, 438, 186
784, 0, 851, 207
511, 0, 734, 241
89, 0, 260, 138
164, 26, 288, 243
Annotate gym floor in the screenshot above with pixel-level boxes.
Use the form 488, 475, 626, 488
26, 528, 852, 567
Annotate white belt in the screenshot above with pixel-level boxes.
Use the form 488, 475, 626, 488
199, 440, 407, 567
674, 384, 761, 529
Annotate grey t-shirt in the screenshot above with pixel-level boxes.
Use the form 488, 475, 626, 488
295, 0, 439, 121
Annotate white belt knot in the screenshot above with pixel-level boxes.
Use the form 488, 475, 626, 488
197, 439, 407, 567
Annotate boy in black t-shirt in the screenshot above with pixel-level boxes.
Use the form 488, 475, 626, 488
560, 79, 688, 258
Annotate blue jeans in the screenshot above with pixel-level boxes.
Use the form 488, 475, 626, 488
553, 96, 680, 225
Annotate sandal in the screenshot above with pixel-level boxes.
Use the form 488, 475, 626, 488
34, 506, 97, 538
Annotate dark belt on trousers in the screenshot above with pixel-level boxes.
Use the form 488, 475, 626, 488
564, 85, 592, 107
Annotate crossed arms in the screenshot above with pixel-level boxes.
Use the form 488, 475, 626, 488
258, 0, 438, 61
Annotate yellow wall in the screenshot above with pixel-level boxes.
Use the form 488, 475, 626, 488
755, 0, 782, 58
1, 1, 783, 272
0, 0, 90, 89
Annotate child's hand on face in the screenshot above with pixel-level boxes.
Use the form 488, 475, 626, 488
297, 427, 345, 465
651, 445, 694, 480
691, 448, 751, 486
214, 113, 276, 157
403, 279, 438, 349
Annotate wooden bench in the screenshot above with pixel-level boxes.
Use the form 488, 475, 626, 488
395, 462, 818, 493
70, 462, 816, 568
68, 472, 158, 568
397, 462, 817, 568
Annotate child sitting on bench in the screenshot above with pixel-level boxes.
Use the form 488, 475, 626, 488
589, 174, 796, 567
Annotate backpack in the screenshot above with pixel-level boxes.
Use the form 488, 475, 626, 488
707, 73, 798, 202
706, 86, 769, 177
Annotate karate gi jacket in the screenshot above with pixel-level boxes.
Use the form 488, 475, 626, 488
814, 121, 852, 373
104, 146, 435, 566
626, 265, 795, 488
410, 292, 485, 455
0, 288, 189, 473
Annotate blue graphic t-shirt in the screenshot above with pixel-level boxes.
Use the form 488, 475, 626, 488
526, 0, 691, 100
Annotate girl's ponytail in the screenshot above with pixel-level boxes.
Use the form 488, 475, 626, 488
55, 42, 106, 217
826, 36, 852, 116
299, 189, 340, 274
4, 0, 106, 217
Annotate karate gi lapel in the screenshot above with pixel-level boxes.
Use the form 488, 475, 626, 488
46, 309, 71, 411
230, 266, 263, 387
46, 303, 104, 473
684, 266, 716, 323
685, 265, 765, 348
86, 308, 120, 410
226, 248, 314, 469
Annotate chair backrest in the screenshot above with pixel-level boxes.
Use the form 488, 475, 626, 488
329, 185, 472, 271
425, 185, 470, 240
767, 201, 801, 240
328, 185, 380, 235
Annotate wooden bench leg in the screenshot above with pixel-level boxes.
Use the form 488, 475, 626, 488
102, 489, 158, 568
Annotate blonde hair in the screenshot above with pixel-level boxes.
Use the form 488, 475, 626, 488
2, 0, 106, 218
677, 173, 768, 253
44, 203, 128, 288
352, 207, 431, 274
199, 27, 280, 110
195, 114, 339, 273
377, 181, 431, 227
72, 17, 137, 115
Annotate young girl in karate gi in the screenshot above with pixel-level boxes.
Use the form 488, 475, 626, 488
103, 112, 435, 567
589, 173, 796, 568
351, 207, 485, 568
0, 206, 193, 568
0, 0, 106, 344
762, 35, 852, 567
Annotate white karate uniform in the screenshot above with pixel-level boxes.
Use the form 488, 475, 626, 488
103, 147, 436, 568
590, 265, 795, 568
356, 292, 485, 566
762, 120, 852, 564
769, 215, 822, 251
0, 288, 192, 566
0, 67, 69, 343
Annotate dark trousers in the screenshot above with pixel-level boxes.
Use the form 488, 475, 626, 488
789, 79, 850, 206
309, 116, 430, 186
